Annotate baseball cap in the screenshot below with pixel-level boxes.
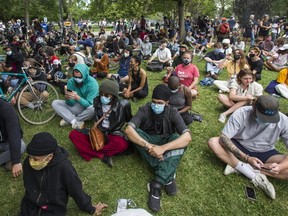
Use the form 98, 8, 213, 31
255, 95, 280, 123
279, 44, 288, 51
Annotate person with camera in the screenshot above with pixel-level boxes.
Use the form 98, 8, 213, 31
19, 132, 107, 215
208, 95, 288, 200
125, 84, 191, 212
217, 68, 263, 123
69, 78, 132, 167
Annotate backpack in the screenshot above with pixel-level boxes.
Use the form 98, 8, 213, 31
146, 61, 163, 72
219, 23, 229, 34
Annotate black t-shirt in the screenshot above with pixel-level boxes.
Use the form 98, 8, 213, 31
247, 57, 263, 74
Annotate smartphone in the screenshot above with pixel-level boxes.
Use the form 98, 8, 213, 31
245, 186, 256, 200
66, 88, 72, 92
261, 164, 272, 171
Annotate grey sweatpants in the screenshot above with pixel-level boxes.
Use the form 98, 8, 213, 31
0, 139, 26, 165
52, 100, 94, 124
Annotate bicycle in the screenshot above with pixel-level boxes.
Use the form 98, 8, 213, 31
108, 54, 120, 71
0, 67, 59, 125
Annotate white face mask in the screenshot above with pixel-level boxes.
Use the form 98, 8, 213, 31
6, 51, 12, 56
124, 53, 129, 58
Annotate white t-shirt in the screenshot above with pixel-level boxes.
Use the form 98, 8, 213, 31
152, 48, 172, 61
101, 104, 111, 129
229, 80, 263, 97
222, 106, 288, 152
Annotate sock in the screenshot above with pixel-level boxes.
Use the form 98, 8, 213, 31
71, 119, 77, 125
26, 103, 35, 109
235, 162, 256, 180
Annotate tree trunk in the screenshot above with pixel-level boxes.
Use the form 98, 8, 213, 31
25, 0, 30, 26
68, 0, 74, 27
178, 0, 185, 41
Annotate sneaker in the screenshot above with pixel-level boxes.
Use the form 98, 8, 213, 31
164, 179, 177, 195
211, 74, 218, 80
252, 173, 276, 200
72, 121, 85, 129
223, 164, 238, 176
60, 119, 69, 127
218, 113, 226, 123
147, 180, 162, 212
101, 155, 113, 168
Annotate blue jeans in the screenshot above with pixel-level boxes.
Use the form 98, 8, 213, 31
0, 139, 26, 165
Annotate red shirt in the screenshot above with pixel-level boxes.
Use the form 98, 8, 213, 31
175, 63, 200, 88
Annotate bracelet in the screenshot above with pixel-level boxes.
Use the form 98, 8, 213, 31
246, 155, 250, 163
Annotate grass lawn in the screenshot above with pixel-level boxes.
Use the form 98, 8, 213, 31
1, 49, 288, 216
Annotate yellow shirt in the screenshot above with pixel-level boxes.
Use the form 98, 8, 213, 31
276, 68, 288, 85
223, 60, 249, 77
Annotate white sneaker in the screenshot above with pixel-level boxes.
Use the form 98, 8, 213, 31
223, 164, 238, 176
59, 119, 69, 127
72, 121, 85, 129
218, 113, 226, 123
252, 173, 276, 200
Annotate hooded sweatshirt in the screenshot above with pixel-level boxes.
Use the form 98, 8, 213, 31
66, 64, 99, 108
20, 146, 95, 215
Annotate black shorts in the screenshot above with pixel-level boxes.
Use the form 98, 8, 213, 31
231, 139, 280, 163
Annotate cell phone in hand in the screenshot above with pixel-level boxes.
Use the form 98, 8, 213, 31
260, 165, 272, 171
66, 88, 72, 92
245, 186, 256, 200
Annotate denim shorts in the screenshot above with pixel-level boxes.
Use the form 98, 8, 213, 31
231, 139, 280, 163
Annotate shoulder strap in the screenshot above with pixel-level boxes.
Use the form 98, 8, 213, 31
92, 109, 112, 128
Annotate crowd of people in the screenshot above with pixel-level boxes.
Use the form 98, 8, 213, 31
0, 13, 288, 215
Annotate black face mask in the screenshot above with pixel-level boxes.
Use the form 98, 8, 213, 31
249, 53, 256, 58
179, 51, 185, 56
234, 54, 241, 60
68, 62, 75, 67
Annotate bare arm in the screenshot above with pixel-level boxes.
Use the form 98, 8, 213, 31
189, 77, 199, 90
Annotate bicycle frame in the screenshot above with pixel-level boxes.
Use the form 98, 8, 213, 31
0, 67, 35, 102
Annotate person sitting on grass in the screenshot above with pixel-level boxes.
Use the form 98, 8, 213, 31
208, 95, 288, 200
264, 44, 288, 72
204, 42, 226, 80
167, 76, 193, 125
217, 68, 263, 123
90, 44, 109, 79
147, 39, 172, 67
0, 99, 26, 177
214, 49, 249, 93
19, 132, 107, 216
274, 68, 288, 99
174, 51, 200, 100
246, 47, 264, 81
125, 84, 191, 212
107, 47, 132, 84
120, 56, 148, 100
69, 78, 132, 167
52, 64, 99, 129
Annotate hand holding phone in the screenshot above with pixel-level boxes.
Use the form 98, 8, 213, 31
260, 164, 272, 171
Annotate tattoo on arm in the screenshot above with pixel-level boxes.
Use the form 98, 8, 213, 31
219, 134, 245, 161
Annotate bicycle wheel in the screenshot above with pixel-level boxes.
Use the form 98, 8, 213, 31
109, 58, 120, 71
17, 81, 59, 125
192, 49, 204, 63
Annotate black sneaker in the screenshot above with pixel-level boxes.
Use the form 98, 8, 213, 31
164, 179, 177, 196
147, 180, 162, 212
101, 155, 113, 168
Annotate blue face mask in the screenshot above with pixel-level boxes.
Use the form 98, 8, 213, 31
214, 48, 222, 54
151, 103, 165, 115
255, 117, 270, 126
101, 96, 111, 105
74, 77, 83, 83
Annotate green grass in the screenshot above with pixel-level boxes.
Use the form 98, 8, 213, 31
1, 52, 288, 216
